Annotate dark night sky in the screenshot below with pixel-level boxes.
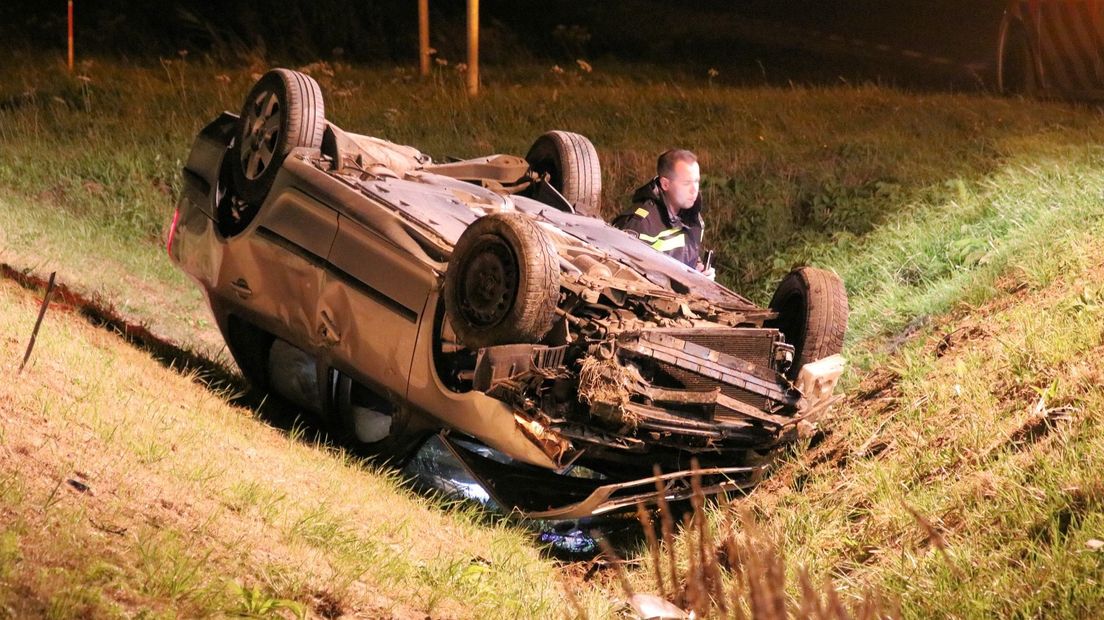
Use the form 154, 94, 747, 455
2, 1, 1010, 88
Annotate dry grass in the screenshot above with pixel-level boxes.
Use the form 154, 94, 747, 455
721, 241, 1104, 617
572, 464, 895, 619
0, 278, 609, 618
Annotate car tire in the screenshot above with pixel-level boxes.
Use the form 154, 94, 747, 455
444, 213, 560, 349
525, 130, 602, 217
231, 68, 325, 206
998, 21, 1036, 96
766, 267, 848, 380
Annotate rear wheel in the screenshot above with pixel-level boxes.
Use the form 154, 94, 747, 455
766, 267, 848, 379
998, 20, 1037, 96
525, 131, 602, 217
444, 213, 560, 349
231, 68, 325, 205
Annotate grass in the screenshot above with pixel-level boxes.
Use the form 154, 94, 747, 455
753, 248, 1104, 617
2, 53, 1101, 303
4, 54, 1104, 616
0, 278, 614, 617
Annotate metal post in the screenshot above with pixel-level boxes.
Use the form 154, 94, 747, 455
467, 0, 479, 96
418, 0, 430, 77
67, 1, 74, 72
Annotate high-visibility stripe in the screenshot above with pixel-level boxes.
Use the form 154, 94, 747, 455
634, 207, 649, 218
638, 227, 684, 243
650, 234, 686, 253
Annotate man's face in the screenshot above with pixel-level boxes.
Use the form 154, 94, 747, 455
659, 160, 700, 212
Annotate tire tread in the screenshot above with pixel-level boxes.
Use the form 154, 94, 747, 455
526, 131, 602, 217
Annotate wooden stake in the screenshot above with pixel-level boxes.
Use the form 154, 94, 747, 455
467, 0, 479, 96
20, 272, 57, 372
68, 1, 74, 72
418, 0, 430, 77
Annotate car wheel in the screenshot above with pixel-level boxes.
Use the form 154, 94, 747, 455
998, 21, 1036, 96
766, 267, 848, 380
231, 68, 325, 206
444, 213, 560, 349
525, 130, 602, 217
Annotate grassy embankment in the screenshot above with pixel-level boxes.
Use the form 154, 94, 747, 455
2, 56, 1104, 616
0, 274, 611, 618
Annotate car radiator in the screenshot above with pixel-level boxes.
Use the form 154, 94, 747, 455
626, 329, 787, 423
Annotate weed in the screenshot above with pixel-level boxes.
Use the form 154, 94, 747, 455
0, 472, 24, 505
134, 529, 220, 608
46, 582, 108, 620
224, 480, 287, 522
592, 465, 896, 619
228, 581, 306, 619
0, 530, 20, 581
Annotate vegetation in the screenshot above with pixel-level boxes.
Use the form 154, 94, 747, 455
0, 275, 615, 617
2, 56, 1104, 616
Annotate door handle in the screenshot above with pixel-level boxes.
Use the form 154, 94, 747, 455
318, 310, 341, 345
230, 278, 252, 299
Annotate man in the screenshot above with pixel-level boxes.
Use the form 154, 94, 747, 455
612, 149, 714, 279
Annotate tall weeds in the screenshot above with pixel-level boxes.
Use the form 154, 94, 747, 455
588, 463, 896, 619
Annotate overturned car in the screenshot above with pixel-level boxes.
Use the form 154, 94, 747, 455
168, 69, 848, 519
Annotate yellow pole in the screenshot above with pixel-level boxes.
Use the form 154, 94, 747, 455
418, 0, 430, 77
467, 0, 479, 96
68, 0, 74, 72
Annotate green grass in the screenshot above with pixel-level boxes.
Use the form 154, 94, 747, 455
0, 277, 610, 617
4, 55, 1104, 617
3, 55, 1101, 304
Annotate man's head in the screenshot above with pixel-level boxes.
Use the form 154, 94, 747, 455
656, 149, 700, 212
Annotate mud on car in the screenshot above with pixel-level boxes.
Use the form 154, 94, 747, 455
168, 69, 849, 519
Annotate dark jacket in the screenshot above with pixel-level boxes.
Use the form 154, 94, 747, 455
611, 177, 703, 268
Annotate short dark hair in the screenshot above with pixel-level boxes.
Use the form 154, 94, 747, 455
657, 149, 697, 178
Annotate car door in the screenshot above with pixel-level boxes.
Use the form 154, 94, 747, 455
217, 186, 339, 351
317, 209, 439, 401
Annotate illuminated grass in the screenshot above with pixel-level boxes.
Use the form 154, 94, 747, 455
4, 56, 1104, 617
0, 279, 598, 617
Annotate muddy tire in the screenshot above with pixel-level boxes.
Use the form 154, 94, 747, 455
444, 213, 560, 349
766, 267, 848, 379
231, 68, 325, 205
525, 130, 602, 217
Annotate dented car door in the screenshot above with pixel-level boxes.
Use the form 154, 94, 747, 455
318, 203, 439, 400
218, 182, 339, 350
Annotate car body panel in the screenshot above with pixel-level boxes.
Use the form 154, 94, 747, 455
170, 101, 847, 516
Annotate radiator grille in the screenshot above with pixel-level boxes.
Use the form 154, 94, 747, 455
650, 329, 779, 422
679, 332, 775, 364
